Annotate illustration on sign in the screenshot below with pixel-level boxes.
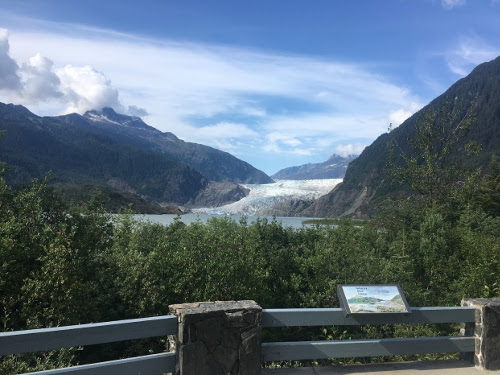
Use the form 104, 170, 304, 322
337, 285, 410, 314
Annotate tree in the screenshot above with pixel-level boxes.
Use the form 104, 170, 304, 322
478, 155, 500, 217
386, 102, 479, 212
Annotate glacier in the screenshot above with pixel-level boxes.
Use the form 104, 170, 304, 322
193, 179, 342, 216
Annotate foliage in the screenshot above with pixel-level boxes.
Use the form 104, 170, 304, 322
386, 101, 479, 209
320, 56, 500, 218
379, 100, 500, 306
2, 57, 500, 372
1, 155, 499, 370
478, 155, 500, 217
301, 218, 368, 227
55, 184, 182, 214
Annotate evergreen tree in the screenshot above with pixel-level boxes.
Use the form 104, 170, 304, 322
478, 155, 500, 217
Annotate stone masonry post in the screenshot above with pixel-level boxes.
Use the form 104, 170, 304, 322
461, 298, 500, 370
169, 300, 262, 375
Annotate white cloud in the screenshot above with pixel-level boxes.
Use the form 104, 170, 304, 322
389, 102, 423, 127
0, 28, 21, 90
441, 0, 466, 9
21, 53, 62, 102
127, 105, 149, 117
335, 143, 367, 157
190, 121, 258, 140
261, 113, 389, 145
238, 105, 267, 118
2, 24, 423, 173
1, 30, 124, 114
262, 132, 307, 155
55, 64, 122, 114
446, 36, 500, 76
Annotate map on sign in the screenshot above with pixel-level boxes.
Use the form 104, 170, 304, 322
337, 285, 411, 315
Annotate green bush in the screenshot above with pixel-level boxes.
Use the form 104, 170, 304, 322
1, 164, 498, 371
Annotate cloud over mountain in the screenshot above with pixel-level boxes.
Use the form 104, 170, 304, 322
2, 25, 423, 174
22, 53, 62, 102
56, 64, 121, 113
0, 29, 147, 117
0, 29, 21, 90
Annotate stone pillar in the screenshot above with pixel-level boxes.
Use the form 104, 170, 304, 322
461, 298, 500, 370
169, 300, 262, 375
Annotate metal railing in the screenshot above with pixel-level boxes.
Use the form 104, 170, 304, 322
261, 306, 476, 361
0, 315, 178, 375
0, 306, 477, 374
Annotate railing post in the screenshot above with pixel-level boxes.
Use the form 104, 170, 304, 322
461, 298, 500, 370
169, 300, 262, 375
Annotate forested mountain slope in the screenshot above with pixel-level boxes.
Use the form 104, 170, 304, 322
62, 107, 272, 184
0, 103, 211, 205
0, 104, 256, 207
305, 56, 500, 218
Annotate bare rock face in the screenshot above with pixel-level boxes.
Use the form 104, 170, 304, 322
315, 188, 376, 218
254, 199, 314, 217
188, 182, 250, 208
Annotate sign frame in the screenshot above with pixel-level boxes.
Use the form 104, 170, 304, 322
337, 284, 411, 316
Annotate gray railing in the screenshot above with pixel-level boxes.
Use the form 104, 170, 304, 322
0, 315, 178, 374
261, 306, 476, 361
0, 305, 480, 374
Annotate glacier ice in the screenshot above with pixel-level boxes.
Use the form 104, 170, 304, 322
193, 179, 342, 215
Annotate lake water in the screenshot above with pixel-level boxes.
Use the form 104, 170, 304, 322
132, 214, 322, 230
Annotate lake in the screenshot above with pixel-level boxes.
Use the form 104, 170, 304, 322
132, 214, 322, 230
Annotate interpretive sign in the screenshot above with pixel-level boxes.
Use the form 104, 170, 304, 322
337, 284, 411, 315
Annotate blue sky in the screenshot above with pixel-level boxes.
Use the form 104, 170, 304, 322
1, 0, 499, 175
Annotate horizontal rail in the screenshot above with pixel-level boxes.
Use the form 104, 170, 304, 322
262, 336, 475, 361
0, 315, 177, 356
21, 352, 176, 375
262, 307, 475, 327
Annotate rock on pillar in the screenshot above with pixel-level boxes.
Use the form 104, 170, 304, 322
169, 300, 262, 375
461, 298, 500, 370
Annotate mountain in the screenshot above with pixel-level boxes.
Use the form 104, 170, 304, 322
0, 103, 207, 205
271, 154, 356, 180
303, 56, 500, 218
56, 184, 183, 214
63, 107, 272, 184
0, 103, 263, 207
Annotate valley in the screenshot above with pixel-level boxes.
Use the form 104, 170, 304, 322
1, 57, 500, 218
1, 4, 500, 374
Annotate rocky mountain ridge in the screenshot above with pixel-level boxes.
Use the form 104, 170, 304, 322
271, 154, 356, 180
0, 103, 262, 209
66, 107, 273, 184
302, 56, 500, 218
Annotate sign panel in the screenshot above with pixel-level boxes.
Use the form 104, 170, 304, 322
337, 284, 411, 315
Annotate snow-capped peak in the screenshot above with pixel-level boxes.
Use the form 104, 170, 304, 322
83, 108, 149, 130
85, 111, 123, 125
